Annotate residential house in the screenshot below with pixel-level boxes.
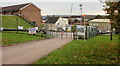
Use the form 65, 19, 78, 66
45, 17, 69, 31
0, 3, 41, 27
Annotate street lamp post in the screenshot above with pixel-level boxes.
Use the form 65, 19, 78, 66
79, 4, 82, 25
83, 14, 87, 40
70, 4, 73, 39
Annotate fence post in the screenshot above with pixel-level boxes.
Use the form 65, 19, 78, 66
56, 28, 58, 38
16, 18, 18, 34
61, 32, 63, 39
71, 31, 72, 38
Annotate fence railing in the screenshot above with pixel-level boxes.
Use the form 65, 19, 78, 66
19, 15, 37, 27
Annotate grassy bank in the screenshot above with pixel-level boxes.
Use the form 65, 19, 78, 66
2, 16, 33, 29
35, 35, 118, 64
2, 32, 46, 45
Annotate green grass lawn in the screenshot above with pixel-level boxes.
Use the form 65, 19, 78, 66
1, 15, 47, 45
2, 32, 46, 45
2, 16, 34, 29
35, 35, 119, 64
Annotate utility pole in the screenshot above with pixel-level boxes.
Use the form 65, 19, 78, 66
16, 18, 18, 34
70, 4, 73, 17
70, 4, 73, 39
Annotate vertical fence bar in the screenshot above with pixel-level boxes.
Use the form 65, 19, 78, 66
16, 17, 18, 34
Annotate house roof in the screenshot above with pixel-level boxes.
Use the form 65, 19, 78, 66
61, 18, 68, 22
45, 17, 60, 24
89, 19, 110, 23
0, 3, 30, 13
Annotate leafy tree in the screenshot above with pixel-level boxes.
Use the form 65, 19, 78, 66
103, 1, 120, 34
94, 15, 109, 19
74, 19, 79, 23
94, 15, 103, 19
71, 25, 77, 40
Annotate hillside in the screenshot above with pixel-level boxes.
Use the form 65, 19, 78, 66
2, 16, 34, 29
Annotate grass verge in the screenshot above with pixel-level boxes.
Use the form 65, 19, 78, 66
2, 32, 46, 45
35, 35, 118, 64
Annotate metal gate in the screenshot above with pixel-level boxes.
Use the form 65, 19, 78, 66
45, 26, 73, 39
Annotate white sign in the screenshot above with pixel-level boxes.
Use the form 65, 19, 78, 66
77, 32, 85, 35
0, 28, 4, 31
76, 25, 85, 31
18, 26, 23, 29
29, 27, 36, 34
76, 25, 85, 36
35, 27, 38, 30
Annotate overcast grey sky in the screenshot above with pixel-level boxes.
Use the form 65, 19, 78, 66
1, 0, 100, 2
1, 0, 107, 15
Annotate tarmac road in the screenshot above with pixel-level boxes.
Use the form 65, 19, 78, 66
2, 37, 72, 64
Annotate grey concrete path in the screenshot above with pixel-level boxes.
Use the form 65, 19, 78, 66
2, 38, 72, 64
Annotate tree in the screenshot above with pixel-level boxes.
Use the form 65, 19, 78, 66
74, 19, 79, 23
71, 25, 77, 40
94, 15, 108, 19
94, 15, 103, 19
103, 1, 119, 34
